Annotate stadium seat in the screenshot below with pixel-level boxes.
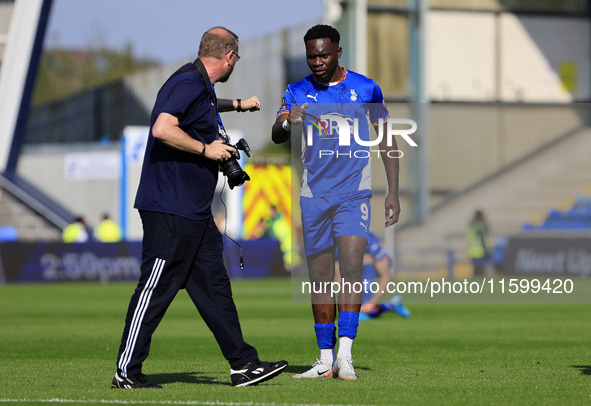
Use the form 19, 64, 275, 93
0, 225, 18, 242
490, 235, 508, 265
522, 222, 539, 231
524, 198, 591, 232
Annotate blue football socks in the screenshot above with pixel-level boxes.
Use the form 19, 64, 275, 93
337, 311, 360, 339
314, 323, 337, 349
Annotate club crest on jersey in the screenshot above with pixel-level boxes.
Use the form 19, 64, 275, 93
350, 89, 358, 101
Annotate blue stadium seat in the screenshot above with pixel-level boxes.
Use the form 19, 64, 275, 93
547, 209, 563, 219
523, 195, 591, 232
0, 225, 18, 242
570, 219, 586, 229
491, 235, 508, 264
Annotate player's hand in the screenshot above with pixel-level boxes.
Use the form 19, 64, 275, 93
384, 192, 401, 227
241, 96, 261, 112
204, 139, 236, 162
361, 303, 378, 314
288, 102, 308, 124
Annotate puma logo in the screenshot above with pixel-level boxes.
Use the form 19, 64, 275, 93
307, 93, 319, 102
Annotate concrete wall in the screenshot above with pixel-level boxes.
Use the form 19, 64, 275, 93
427, 11, 590, 102
0, 1, 14, 64
17, 143, 131, 238
369, 103, 587, 230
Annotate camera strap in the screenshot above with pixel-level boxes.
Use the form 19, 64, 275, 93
156, 58, 228, 143
190, 58, 230, 143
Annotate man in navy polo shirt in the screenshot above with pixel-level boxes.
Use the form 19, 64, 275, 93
112, 26, 287, 389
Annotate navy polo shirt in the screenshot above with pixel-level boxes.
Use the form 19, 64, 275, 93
134, 63, 221, 220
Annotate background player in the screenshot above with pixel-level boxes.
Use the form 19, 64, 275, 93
271, 24, 400, 380
357, 232, 410, 320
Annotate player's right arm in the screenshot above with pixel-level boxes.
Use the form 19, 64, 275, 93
271, 88, 308, 143
271, 112, 290, 144
271, 104, 308, 144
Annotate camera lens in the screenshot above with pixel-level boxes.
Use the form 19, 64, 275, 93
221, 159, 250, 189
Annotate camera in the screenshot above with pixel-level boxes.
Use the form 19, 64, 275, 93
220, 138, 251, 189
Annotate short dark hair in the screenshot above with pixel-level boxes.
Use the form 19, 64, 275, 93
198, 26, 239, 59
304, 24, 340, 44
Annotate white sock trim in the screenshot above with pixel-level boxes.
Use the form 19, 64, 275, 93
337, 336, 354, 359
319, 348, 335, 365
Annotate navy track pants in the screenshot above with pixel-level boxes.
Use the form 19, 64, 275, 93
116, 210, 258, 377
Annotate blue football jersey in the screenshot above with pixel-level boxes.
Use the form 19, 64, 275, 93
366, 232, 391, 263
278, 68, 389, 197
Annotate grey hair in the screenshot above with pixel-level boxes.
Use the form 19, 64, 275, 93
198, 26, 239, 59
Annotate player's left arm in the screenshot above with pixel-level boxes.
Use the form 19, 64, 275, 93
370, 83, 400, 227
377, 122, 400, 227
365, 256, 392, 306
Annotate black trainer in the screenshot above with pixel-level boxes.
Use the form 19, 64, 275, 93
230, 360, 288, 387
111, 372, 162, 389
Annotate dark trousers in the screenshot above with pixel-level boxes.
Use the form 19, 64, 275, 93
116, 210, 258, 377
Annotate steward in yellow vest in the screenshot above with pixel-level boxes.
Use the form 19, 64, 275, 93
466, 210, 493, 276
94, 214, 122, 242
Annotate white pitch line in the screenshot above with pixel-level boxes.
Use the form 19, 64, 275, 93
0, 399, 374, 406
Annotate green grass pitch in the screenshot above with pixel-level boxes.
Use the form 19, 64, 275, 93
0, 278, 590, 405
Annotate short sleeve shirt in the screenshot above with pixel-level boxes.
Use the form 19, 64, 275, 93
277, 68, 389, 198
134, 63, 220, 220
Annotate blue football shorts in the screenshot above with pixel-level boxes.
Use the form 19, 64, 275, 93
300, 190, 372, 256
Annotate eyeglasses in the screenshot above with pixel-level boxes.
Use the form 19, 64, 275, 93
226, 50, 240, 62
